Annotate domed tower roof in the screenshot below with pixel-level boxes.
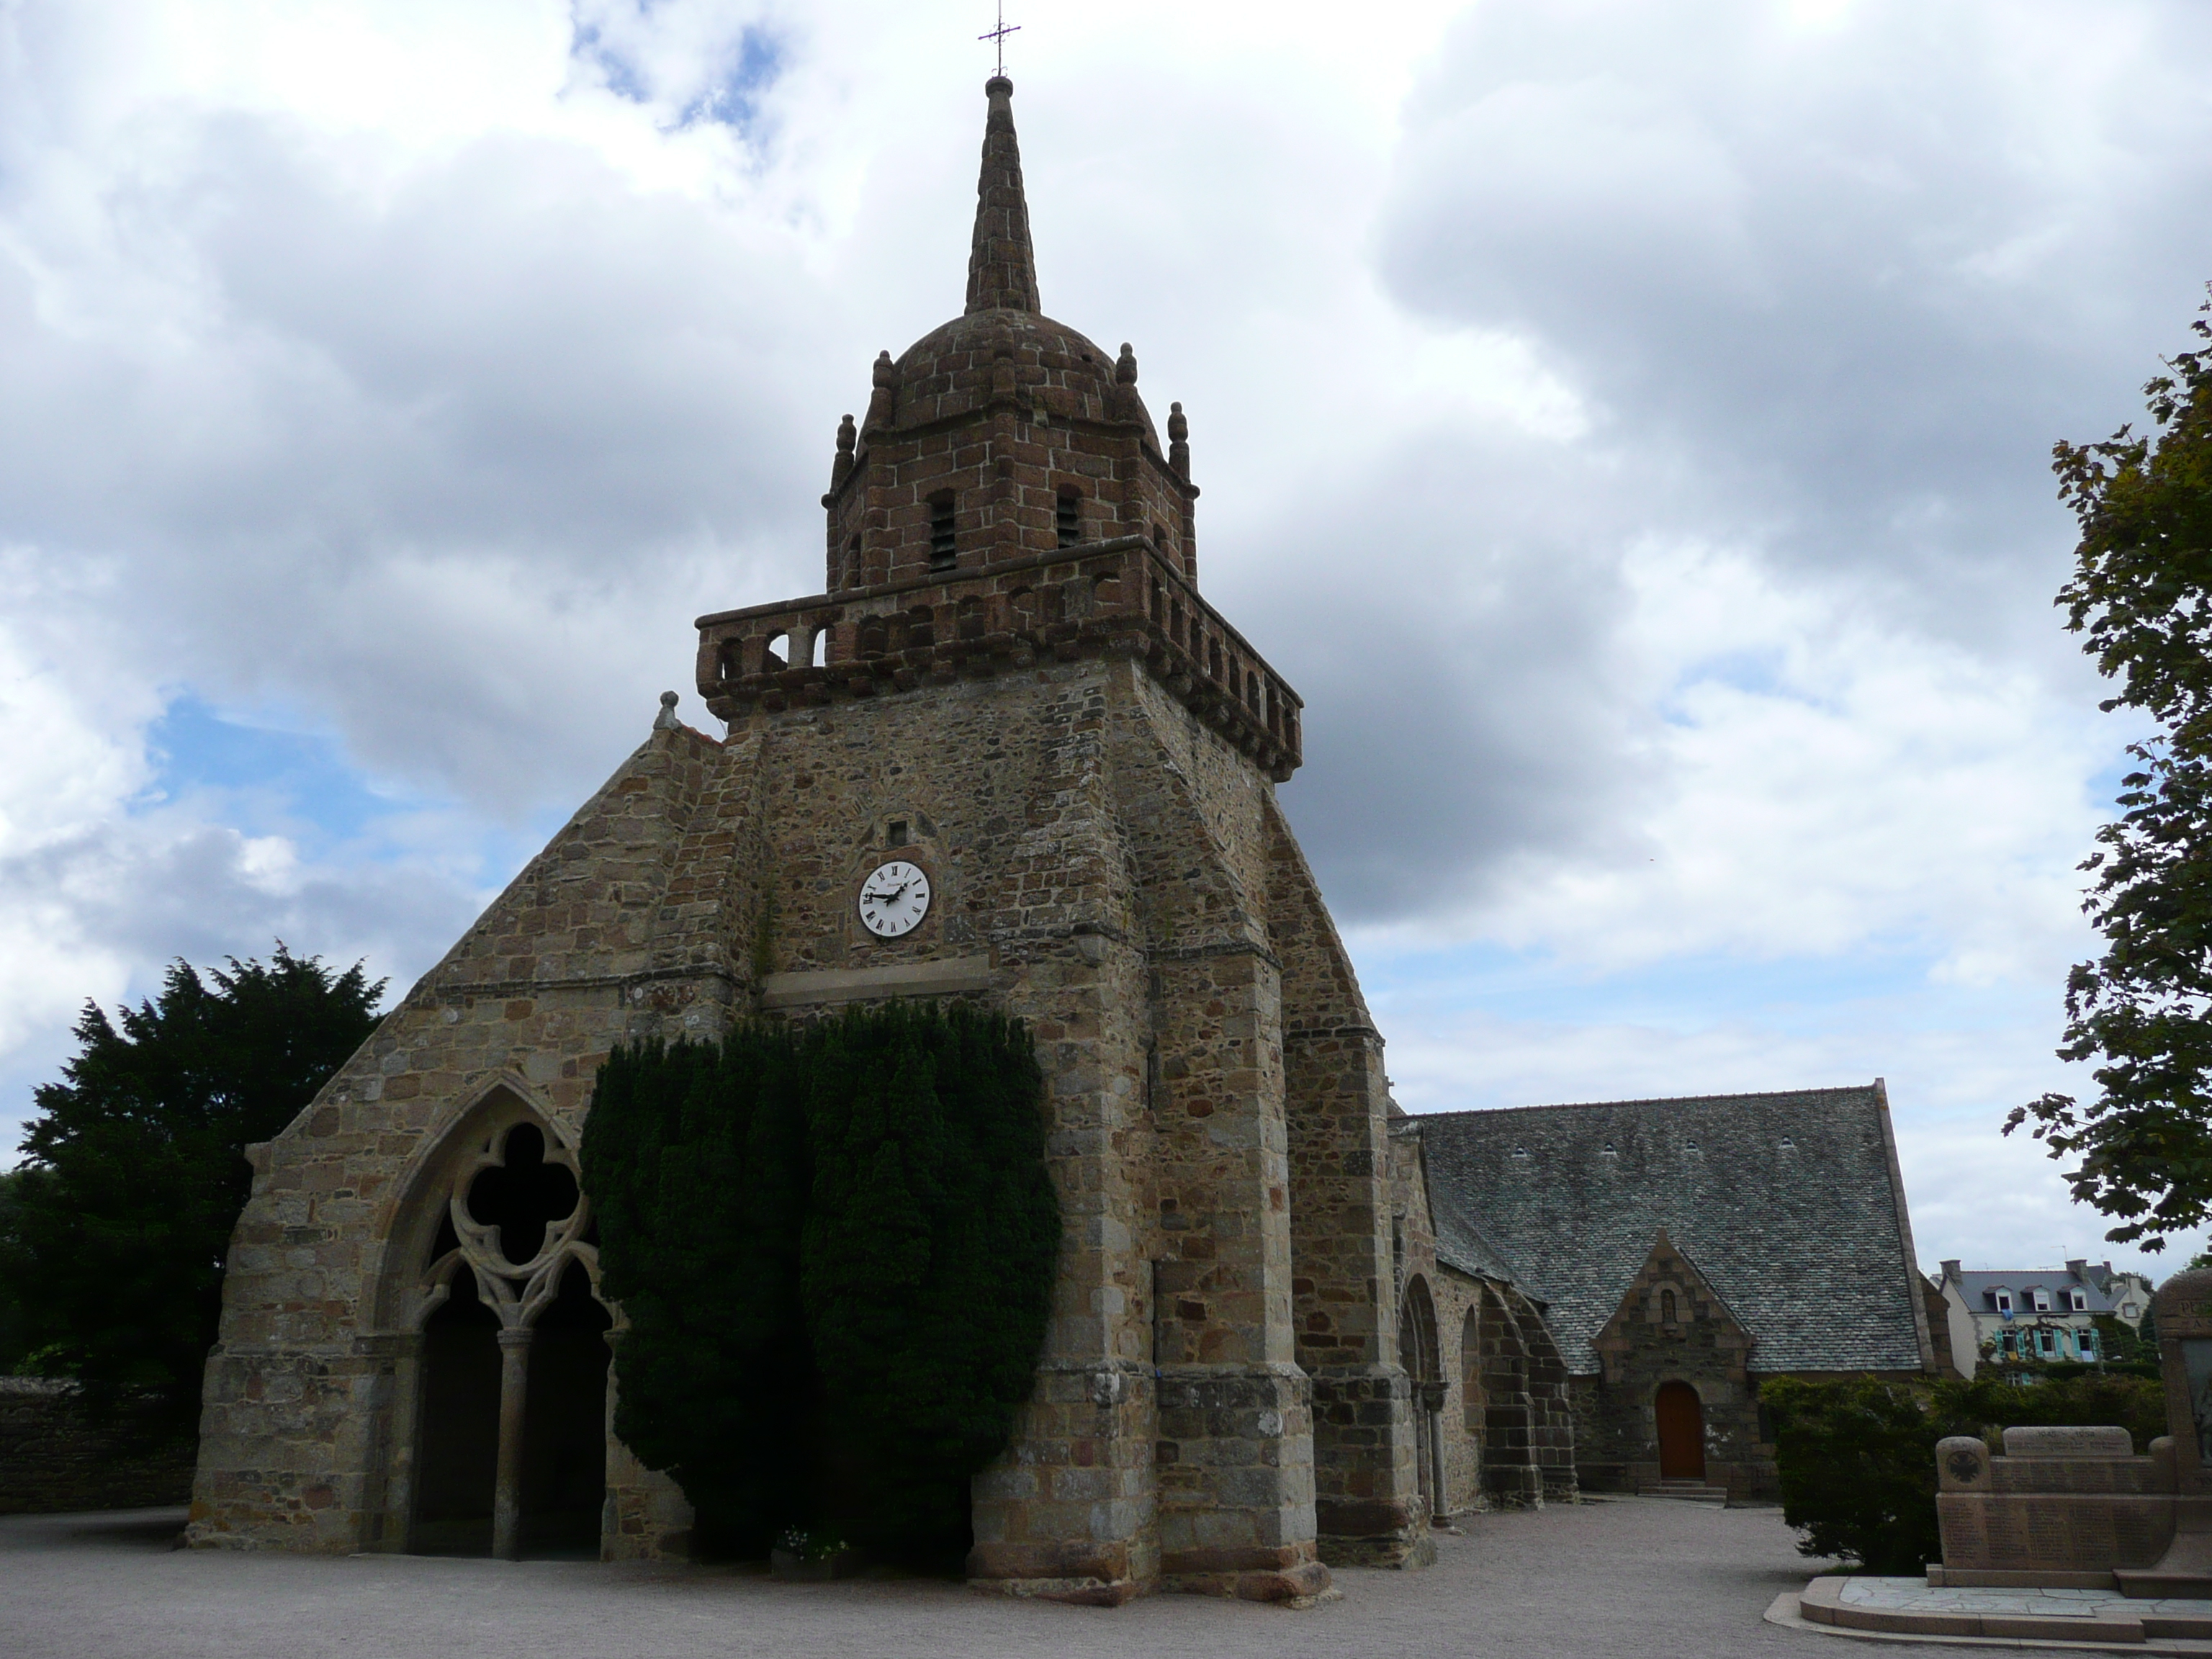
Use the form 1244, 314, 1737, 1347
886, 76, 1157, 445
695, 75, 1303, 785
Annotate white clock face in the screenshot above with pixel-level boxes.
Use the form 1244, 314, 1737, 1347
858, 859, 931, 938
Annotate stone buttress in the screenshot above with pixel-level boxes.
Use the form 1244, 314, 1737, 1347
188, 76, 1422, 1599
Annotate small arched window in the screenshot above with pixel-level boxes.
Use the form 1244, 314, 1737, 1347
928, 493, 957, 570
1056, 487, 1082, 548
1660, 1289, 1679, 1324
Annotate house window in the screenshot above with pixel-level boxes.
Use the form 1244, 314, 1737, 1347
2080, 1329, 2098, 1359
2122, 1303, 2139, 1320
2069, 1290, 2088, 1311
1994, 1291, 2013, 1313
928, 493, 957, 569
2038, 1329, 2057, 1358
2033, 1289, 2052, 1313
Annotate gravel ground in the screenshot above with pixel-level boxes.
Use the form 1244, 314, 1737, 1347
3, 1497, 1980, 1659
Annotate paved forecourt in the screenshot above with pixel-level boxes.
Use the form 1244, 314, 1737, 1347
5, 1496, 1941, 1659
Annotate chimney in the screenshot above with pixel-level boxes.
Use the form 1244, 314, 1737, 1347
1940, 1259, 1961, 1285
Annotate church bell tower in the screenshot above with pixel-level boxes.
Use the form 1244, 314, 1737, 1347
188, 76, 1424, 1604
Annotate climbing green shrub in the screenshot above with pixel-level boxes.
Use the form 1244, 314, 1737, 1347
580, 1028, 812, 1555
802, 1003, 1058, 1557
580, 1002, 1058, 1560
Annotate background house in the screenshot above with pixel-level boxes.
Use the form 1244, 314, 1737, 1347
1933, 1260, 2152, 1375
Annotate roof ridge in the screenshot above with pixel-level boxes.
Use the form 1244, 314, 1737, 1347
1411, 1084, 1878, 1121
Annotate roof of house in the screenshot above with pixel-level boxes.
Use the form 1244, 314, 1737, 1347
1946, 1269, 2141, 1316
1416, 1085, 1930, 1375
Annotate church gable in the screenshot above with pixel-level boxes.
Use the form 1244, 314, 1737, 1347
1590, 1229, 1755, 1387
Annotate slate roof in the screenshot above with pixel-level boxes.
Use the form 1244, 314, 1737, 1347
1416, 1085, 1930, 1376
1948, 1269, 2140, 1316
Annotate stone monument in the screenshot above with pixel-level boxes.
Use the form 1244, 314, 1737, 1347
1928, 1267, 2212, 1596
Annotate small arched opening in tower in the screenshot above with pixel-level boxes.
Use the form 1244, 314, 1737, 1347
1056, 486, 1083, 549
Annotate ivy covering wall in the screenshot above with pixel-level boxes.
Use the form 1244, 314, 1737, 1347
580, 1002, 1059, 1560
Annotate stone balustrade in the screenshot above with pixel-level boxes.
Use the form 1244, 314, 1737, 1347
694, 534, 1303, 781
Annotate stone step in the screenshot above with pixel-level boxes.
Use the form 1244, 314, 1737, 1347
1638, 1481, 1729, 1503
2116, 1567, 2212, 1600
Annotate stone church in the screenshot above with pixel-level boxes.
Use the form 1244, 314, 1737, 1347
186, 77, 1447, 1602
1409, 1084, 1948, 1505
181, 76, 1944, 1593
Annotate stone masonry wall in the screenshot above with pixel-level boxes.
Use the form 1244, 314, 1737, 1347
1579, 1234, 1767, 1498
189, 721, 745, 1557
0, 1380, 194, 1515
191, 652, 1395, 1602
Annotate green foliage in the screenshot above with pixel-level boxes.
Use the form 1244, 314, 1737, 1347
1944, 1371, 2169, 1449
2093, 1311, 2159, 1369
1, 948, 383, 1443
582, 1030, 811, 1555
2010, 290, 2212, 1249
1764, 1377, 1947, 1573
580, 1001, 1058, 1561
1766, 1372, 2172, 1571
0, 1171, 27, 1372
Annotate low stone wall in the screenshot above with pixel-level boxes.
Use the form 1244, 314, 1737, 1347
0, 1378, 195, 1515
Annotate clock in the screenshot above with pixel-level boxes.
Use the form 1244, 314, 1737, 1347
858, 859, 931, 938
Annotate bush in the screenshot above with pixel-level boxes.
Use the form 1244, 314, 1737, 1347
1939, 1372, 2167, 1449
580, 1001, 1058, 1561
1765, 1370, 2172, 1572
1763, 1377, 1946, 1573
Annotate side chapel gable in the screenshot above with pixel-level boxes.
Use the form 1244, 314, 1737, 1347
1591, 1228, 1755, 1388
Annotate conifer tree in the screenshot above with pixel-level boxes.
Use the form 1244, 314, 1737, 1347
580, 1030, 811, 1552
3, 948, 382, 1443
583, 1002, 1058, 1557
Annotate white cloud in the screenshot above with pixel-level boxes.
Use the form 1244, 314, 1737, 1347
0, 0, 2206, 1274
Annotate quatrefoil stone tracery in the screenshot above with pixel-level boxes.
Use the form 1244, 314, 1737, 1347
416, 1118, 600, 1332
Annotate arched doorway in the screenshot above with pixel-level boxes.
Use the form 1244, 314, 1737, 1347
1655, 1380, 1706, 1480
414, 1272, 503, 1552
1400, 1276, 1444, 1521
522, 1260, 613, 1553
405, 1109, 611, 1557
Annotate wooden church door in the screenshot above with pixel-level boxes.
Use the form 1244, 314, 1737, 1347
1654, 1381, 1706, 1480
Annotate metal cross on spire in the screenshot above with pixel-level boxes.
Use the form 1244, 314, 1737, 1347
979, 1, 1020, 77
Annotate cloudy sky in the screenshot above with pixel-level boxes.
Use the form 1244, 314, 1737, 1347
3, 0, 2209, 1279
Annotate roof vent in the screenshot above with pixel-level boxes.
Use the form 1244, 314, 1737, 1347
1511, 1146, 1529, 1161
1779, 1136, 1797, 1151
1601, 1142, 1617, 1156
1683, 1139, 1701, 1154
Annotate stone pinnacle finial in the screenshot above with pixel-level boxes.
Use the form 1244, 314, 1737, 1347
966, 76, 1040, 315
830, 413, 857, 490
863, 352, 897, 433
1115, 343, 1138, 385
1168, 400, 1190, 479
654, 691, 681, 732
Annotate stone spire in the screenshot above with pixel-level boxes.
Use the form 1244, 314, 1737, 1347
965, 76, 1039, 315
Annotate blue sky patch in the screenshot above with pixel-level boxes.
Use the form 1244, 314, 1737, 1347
679, 27, 783, 134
